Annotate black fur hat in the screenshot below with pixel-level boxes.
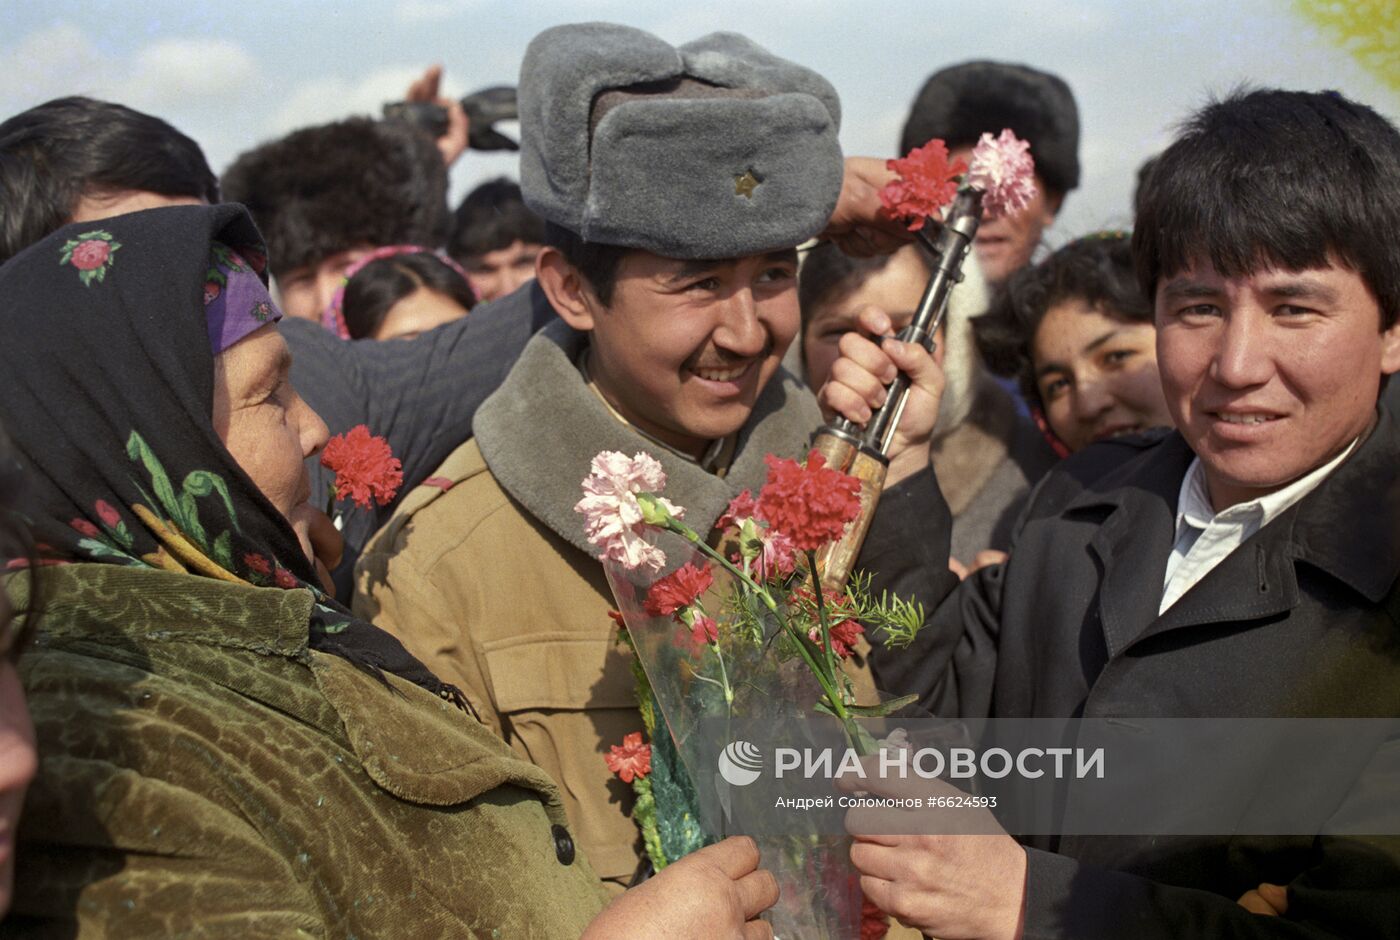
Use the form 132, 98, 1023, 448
221, 118, 449, 280
900, 60, 1080, 198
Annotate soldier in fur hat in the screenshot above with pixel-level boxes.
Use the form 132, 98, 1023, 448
354, 22, 924, 897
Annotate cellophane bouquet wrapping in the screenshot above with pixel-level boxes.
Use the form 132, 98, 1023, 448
581, 449, 925, 938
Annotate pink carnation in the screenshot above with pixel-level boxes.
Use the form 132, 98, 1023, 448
754, 527, 798, 581
715, 489, 759, 533
966, 129, 1037, 220
574, 451, 683, 574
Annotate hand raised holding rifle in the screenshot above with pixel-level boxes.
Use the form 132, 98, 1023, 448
815, 130, 1038, 587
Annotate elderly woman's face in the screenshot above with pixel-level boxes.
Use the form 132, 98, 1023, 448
0, 590, 37, 917
212, 325, 329, 561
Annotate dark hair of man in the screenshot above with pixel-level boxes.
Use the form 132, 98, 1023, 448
975, 232, 1150, 406
0, 96, 218, 265
221, 118, 450, 282
0, 423, 42, 661
1133, 87, 1400, 330
798, 241, 931, 332
448, 177, 546, 262
342, 253, 476, 340
543, 221, 631, 307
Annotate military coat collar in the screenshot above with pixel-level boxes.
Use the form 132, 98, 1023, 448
472, 318, 822, 557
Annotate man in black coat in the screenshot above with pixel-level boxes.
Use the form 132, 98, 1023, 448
822, 88, 1400, 938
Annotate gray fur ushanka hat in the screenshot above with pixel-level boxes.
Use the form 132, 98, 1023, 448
518, 23, 844, 259
900, 60, 1080, 198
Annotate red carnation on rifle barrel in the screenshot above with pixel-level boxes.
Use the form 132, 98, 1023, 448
320, 425, 403, 510
756, 450, 862, 552
878, 140, 967, 230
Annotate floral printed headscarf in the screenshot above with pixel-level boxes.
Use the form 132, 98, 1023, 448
0, 203, 462, 705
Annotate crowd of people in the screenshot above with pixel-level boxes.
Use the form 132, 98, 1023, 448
0, 18, 1397, 939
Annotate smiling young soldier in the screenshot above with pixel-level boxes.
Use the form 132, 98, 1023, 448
353, 23, 907, 895
823, 88, 1400, 938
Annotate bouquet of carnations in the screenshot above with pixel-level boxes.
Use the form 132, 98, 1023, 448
578, 448, 925, 938
577, 129, 1036, 938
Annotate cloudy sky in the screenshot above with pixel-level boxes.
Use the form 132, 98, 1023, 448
3, 0, 1395, 243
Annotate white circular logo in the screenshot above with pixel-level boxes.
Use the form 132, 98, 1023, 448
717, 740, 763, 786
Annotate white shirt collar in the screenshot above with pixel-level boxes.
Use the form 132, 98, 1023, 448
1175, 437, 1361, 533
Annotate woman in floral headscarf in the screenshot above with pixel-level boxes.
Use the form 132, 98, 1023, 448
0, 204, 776, 937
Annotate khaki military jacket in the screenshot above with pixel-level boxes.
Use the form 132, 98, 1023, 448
4, 564, 605, 939
356, 320, 882, 893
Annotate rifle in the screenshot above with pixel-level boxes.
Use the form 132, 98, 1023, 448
808, 187, 984, 588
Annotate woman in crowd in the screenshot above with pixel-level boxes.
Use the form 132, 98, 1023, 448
799, 241, 1057, 573
0, 204, 775, 937
324, 247, 476, 341
974, 232, 1172, 454
0, 428, 39, 920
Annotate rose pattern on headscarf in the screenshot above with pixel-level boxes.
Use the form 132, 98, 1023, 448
59, 230, 121, 286
2, 203, 460, 703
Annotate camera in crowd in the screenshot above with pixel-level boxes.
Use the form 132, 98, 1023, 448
383, 85, 520, 151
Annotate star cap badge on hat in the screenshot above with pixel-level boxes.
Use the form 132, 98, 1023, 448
518, 23, 844, 260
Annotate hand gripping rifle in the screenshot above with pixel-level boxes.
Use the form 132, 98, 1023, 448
808, 187, 984, 588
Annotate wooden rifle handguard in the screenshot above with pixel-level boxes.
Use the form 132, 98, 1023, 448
806, 188, 984, 590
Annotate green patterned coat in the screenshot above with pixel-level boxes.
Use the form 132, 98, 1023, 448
1, 564, 606, 938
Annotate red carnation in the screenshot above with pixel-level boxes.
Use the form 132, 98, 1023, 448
879, 139, 968, 231
690, 614, 719, 648
320, 425, 403, 510
643, 561, 714, 618
274, 567, 299, 589
607, 608, 627, 629
860, 895, 890, 940
808, 616, 865, 658
94, 499, 122, 528
70, 518, 99, 538
243, 552, 271, 575
605, 731, 652, 783
70, 239, 111, 271
756, 450, 862, 552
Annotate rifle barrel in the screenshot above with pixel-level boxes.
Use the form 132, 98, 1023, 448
861, 188, 983, 454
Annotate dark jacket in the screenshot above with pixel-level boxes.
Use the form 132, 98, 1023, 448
2, 564, 605, 938
866, 406, 1400, 938
283, 281, 556, 599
